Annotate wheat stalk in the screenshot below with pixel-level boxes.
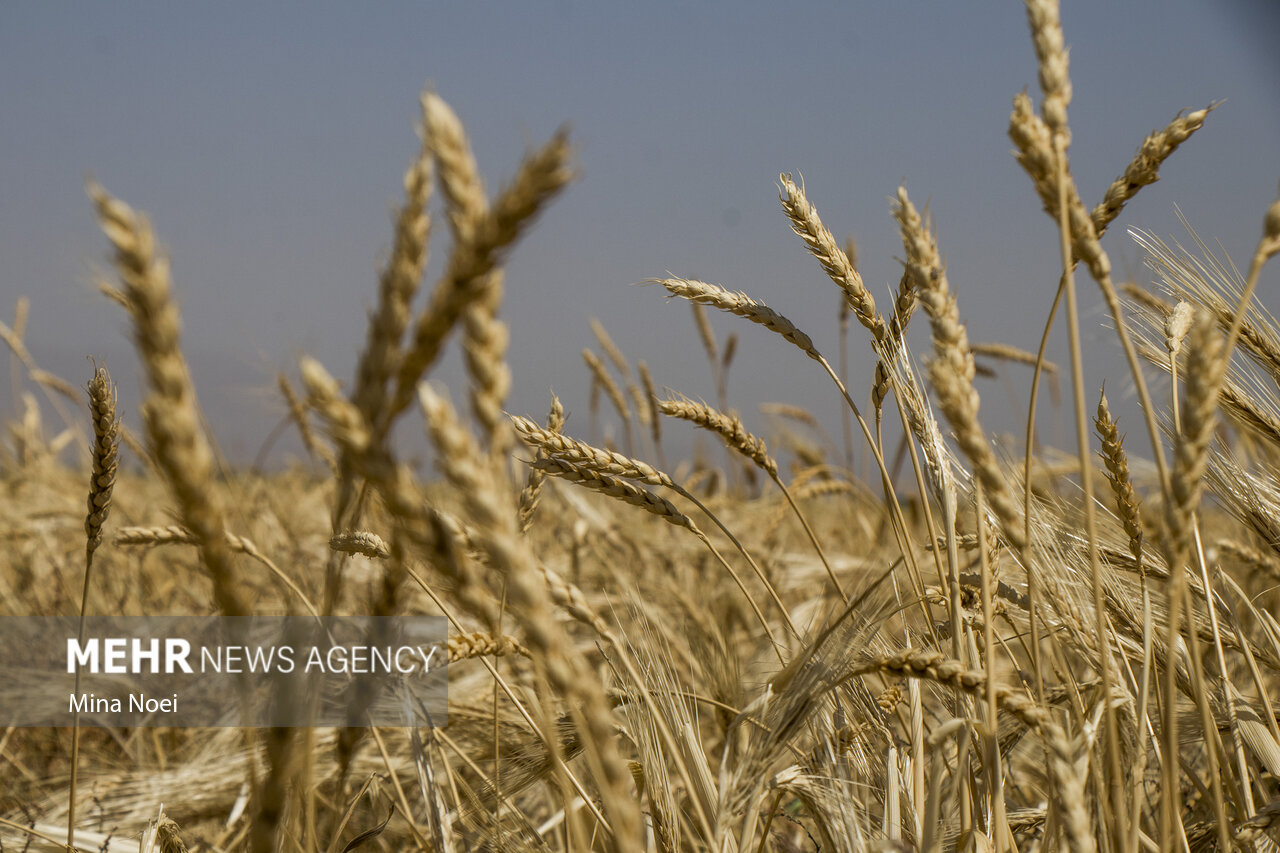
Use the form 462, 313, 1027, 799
1094, 390, 1143, 565
351, 90, 433, 429
582, 349, 631, 448
69, 360, 121, 852
424, 94, 512, 449
657, 396, 774, 478
512, 412, 799, 633
89, 184, 246, 621
517, 394, 566, 533
894, 187, 1026, 552
660, 394, 845, 600
419, 385, 644, 851
83, 364, 119, 559
530, 455, 787, 658
778, 173, 887, 344
388, 128, 573, 429
278, 372, 331, 468
448, 632, 530, 662
653, 277, 821, 360
1091, 105, 1215, 237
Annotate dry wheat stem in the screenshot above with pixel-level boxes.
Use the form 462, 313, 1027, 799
299, 356, 374, 556
277, 372, 331, 468
873, 271, 921, 413
836, 648, 1094, 853
1091, 105, 1214, 238
638, 360, 665, 469
514, 410, 800, 637
512, 413, 672, 487
655, 277, 821, 360
83, 363, 119, 559
590, 318, 632, 380
69, 360, 121, 852
530, 455, 787, 659
626, 381, 650, 428
386, 128, 573, 430
115, 526, 323, 628
1211, 188, 1280, 419
1167, 312, 1223, 572
658, 396, 775, 478
1013, 92, 1213, 853
351, 91, 433, 431
0, 312, 90, 459
424, 94, 512, 449
1019, 10, 1136, 840
970, 342, 1059, 375
691, 300, 718, 367
581, 349, 632, 444
1013, 32, 1226, 838
659, 395, 845, 600
89, 184, 247, 624
418, 385, 644, 851
778, 173, 888, 344
1019, 266, 1063, 702
1009, 92, 1172, 496
654, 275, 933, 638
1048, 81, 1127, 853
1162, 311, 1231, 849
894, 187, 1027, 553
517, 394, 566, 534
30, 368, 80, 402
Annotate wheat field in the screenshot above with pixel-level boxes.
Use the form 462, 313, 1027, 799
3, 2, 1280, 852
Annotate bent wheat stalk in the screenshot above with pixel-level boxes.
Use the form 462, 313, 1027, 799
512, 415, 798, 643
658, 395, 845, 602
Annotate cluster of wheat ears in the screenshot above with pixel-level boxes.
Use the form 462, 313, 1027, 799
4, 2, 1280, 852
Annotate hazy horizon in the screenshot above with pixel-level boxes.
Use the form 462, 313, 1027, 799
3, 2, 1278, 471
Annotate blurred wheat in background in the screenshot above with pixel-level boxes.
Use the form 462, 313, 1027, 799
3, 2, 1280, 852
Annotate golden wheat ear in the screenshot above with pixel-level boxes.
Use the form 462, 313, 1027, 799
83, 361, 119, 560
88, 183, 247, 621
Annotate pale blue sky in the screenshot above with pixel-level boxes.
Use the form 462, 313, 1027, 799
2, 2, 1277, 466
